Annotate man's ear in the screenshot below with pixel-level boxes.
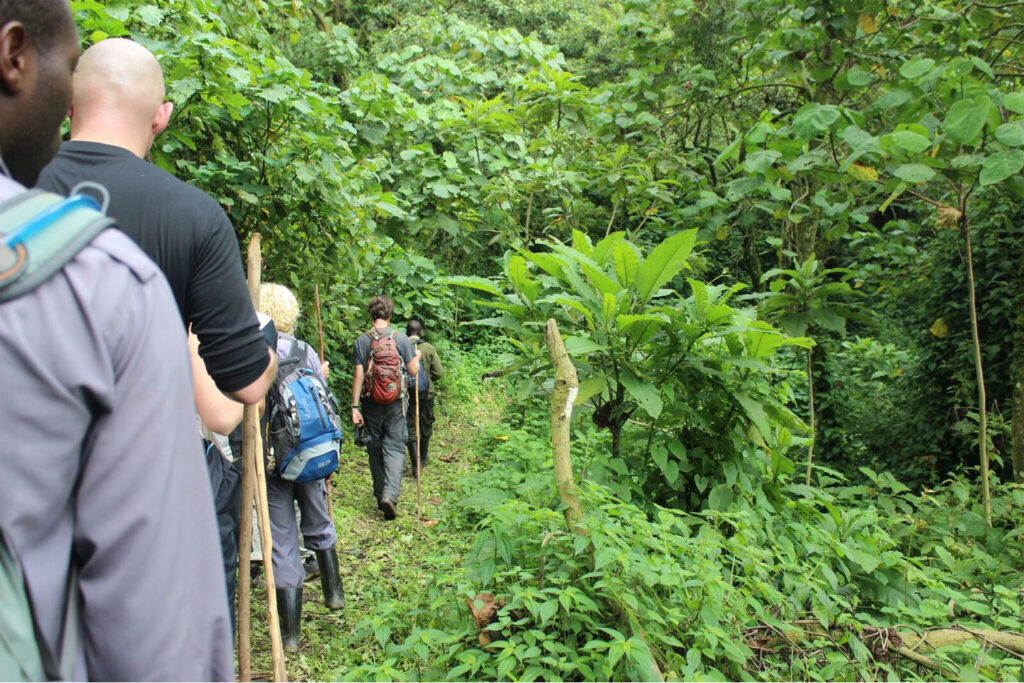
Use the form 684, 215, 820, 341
0, 22, 29, 96
152, 100, 174, 136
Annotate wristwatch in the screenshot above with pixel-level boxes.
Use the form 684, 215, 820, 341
351, 405, 360, 409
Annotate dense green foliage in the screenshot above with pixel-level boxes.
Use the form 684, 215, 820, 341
67, 0, 1024, 679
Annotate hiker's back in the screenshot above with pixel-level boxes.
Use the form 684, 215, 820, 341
0, 176, 233, 680
37, 141, 230, 320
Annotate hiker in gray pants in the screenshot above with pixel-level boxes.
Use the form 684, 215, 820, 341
351, 295, 420, 520
259, 283, 345, 653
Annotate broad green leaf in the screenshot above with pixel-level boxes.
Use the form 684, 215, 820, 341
943, 96, 991, 143
592, 232, 625, 266
708, 484, 734, 511
979, 150, 1024, 185
616, 313, 670, 332
874, 89, 912, 110
899, 57, 935, 79
547, 295, 593, 320
134, 5, 164, 26
995, 122, 1024, 147
846, 67, 870, 87
575, 374, 609, 406
507, 254, 530, 294
891, 163, 935, 183
735, 392, 771, 441
602, 292, 617, 322
971, 56, 994, 79
565, 336, 607, 356
443, 276, 502, 296
841, 125, 880, 152
890, 130, 931, 154
580, 261, 623, 296
635, 229, 698, 303
713, 135, 742, 166
792, 104, 841, 139
841, 544, 880, 573
1005, 92, 1024, 114
571, 229, 593, 256
612, 242, 640, 287
621, 370, 663, 419
527, 251, 567, 279
743, 149, 782, 174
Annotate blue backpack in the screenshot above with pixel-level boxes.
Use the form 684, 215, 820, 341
267, 334, 343, 483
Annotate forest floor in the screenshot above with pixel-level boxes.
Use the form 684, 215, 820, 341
248, 367, 509, 681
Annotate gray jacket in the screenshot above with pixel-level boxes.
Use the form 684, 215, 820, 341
0, 175, 233, 680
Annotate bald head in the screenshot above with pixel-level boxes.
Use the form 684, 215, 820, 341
69, 38, 174, 158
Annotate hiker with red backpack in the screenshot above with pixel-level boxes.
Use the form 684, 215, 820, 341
350, 295, 421, 520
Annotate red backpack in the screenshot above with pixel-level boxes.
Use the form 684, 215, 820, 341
363, 328, 403, 404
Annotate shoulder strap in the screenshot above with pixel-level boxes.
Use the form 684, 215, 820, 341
0, 189, 115, 304
276, 333, 306, 372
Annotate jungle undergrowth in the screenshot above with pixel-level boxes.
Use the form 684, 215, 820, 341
247, 341, 510, 681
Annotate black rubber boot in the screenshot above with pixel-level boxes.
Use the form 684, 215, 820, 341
276, 587, 302, 653
316, 547, 346, 609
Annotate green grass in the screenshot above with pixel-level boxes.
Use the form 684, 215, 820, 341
247, 347, 509, 681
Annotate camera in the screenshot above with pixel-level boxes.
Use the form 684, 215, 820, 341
354, 425, 371, 449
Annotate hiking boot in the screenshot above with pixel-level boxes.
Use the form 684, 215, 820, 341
302, 554, 320, 582
316, 547, 346, 610
276, 587, 302, 653
380, 497, 397, 520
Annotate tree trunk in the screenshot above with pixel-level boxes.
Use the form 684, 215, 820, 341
962, 214, 992, 526
543, 319, 584, 532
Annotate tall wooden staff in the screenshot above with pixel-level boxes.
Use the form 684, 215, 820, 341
314, 284, 334, 520
415, 377, 423, 517
238, 234, 287, 682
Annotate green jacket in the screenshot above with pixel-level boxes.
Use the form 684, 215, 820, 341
410, 336, 444, 397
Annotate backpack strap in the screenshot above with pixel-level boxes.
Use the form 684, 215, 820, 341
276, 333, 307, 370
0, 188, 115, 303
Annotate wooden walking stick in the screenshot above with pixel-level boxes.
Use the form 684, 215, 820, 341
238, 234, 287, 682
415, 381, 423, 518
313, 284, 334, 521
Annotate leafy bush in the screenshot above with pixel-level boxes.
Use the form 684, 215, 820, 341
338, 395, 1024, 681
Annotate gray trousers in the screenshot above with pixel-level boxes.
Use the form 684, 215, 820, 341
363, 399, 408, 503
267, 476, 337, 588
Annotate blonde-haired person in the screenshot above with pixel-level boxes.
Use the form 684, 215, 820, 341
257, 283, 345, 653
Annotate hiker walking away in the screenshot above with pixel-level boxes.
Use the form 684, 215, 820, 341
351, 296, 421, 519
0, 1, 231, 678
405, 319, 445, 474
258, 283, 346, 653
35, 37, 279, 626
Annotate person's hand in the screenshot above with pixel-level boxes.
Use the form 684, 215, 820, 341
351, 407, 363, 426
321, 360, 330, 377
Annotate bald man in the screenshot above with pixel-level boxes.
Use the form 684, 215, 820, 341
36, 37, 277, 636
37, 38, 276, 405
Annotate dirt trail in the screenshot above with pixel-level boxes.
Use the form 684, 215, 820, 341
247, 384, 506, 681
